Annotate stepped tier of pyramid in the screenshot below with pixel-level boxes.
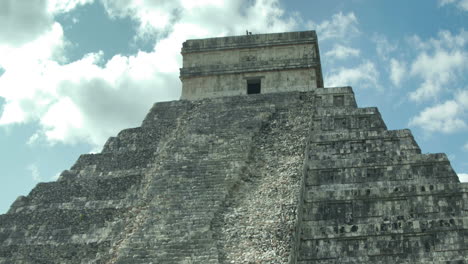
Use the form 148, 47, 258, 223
0, 31, 467, 263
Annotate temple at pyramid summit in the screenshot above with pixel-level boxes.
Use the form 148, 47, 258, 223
1, 30, 467, 263
180, 30, 323, 99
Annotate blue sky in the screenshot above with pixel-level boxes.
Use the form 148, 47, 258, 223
0, 0, 467, 214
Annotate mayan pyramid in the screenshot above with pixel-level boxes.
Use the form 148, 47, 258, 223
0, 31, 467, 263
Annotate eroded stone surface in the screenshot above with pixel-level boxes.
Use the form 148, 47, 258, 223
297, 88, 467, 264
180, 31, 323, 100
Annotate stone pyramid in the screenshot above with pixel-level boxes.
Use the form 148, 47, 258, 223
0, 31, 467, 263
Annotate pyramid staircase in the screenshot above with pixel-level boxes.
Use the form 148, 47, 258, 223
0, 87, 467, 263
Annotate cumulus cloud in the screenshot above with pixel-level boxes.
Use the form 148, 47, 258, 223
408, 30, 468, 102
439, 0, 468, 11
389, 58, 406, 86
0, 46, 182, 145
459, 173, 468, 182
101, 0, 182, 38
50, 172, 61, 181
0, 0, 298, 148
408, 30, 468, 51
101, 0, 296, 40
0, 0, 52, 46
0, 0, 90, 46
325, 61, 380, 89
307, 12, 360, 41
372, 34, 397, 61
324, 44, 360, 60
440, 0, 457, 4
0, 22, 67, 69
409, 90, 468, 133
309, 12, 369, 90
47, 0, 94, 14
27, 164, 41, 182
409, 50, 466, 101
0, 22, 68, 125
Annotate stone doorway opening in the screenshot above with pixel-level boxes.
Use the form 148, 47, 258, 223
247, 79, 261, 94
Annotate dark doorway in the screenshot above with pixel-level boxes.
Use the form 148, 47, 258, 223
247, 79, 261, 94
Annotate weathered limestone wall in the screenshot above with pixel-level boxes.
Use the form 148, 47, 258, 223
297, 87, 468, 263
181, 69, 317, 100
181, 31, 319, 53
182, 43, 316, 67
180, 31, 323, 100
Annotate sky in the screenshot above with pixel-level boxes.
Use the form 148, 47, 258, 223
0, 0, 467, 214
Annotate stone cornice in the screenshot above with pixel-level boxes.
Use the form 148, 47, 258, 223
180, 58, 321, 78
182, 31, 318, 54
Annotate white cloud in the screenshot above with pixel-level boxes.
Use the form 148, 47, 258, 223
372, 34, 397, 61
307, 12, 359, 41
0, 22, 67, 69
27, 133, 40, 145
50, 172, 61, 181
27, 164, 41, 182
463, 142, 468, 151
0, 0, 298, 148
0, 0, 52, 46
408, 30, 468, 51
389, 58, 406, 86
436, 30, 468, 49
1, 48, 181, 146
0, 101, 27, 125
47, 0, 94, 14
408, 30, 468, 102
459, 173, 468, 182
440, 0, 457, 4
101, 0, 180, 37
325, 61, 380, 89
325, 44, 360, 60
409, 50, 466, 101
101, 0, 297, 40
439, 0, 468, 11
0, 22, 68, 126
0, 0, 89, 46
409, 90, 468, 133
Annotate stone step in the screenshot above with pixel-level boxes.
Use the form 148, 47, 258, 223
314, 87, 357, 108
301, 215, 468, 239
309, 128, 417, 143
141, 100, 193, 128
300, 234, 467, 260
308, 129, 421, 158
102, 127, 168, 153
309, 149, 423, 162
302, 195, 467, 222
0, 241, 111, 263
302, 183, 467, 224
0, 208, 125, 235
7, 198, 139, 215
304, 182, 468, 202
71, 149, 156, 173
20, 174, 143, 206
298, 244, 468, 264
305, 153, 458, 186
312, 107, 387, 132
